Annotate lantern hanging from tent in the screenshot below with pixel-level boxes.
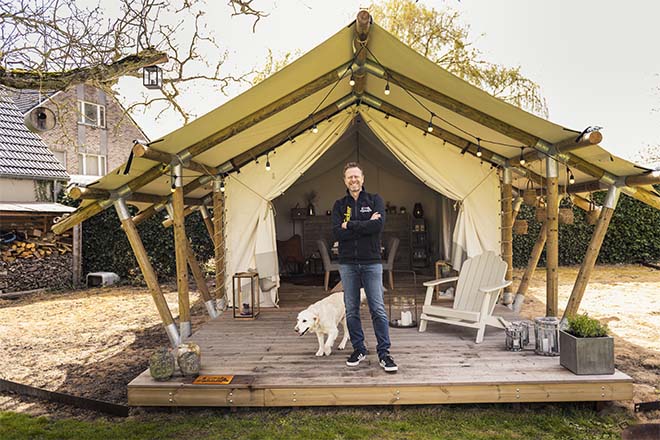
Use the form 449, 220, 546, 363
143, 65, 163, 89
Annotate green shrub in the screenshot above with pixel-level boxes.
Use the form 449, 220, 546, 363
566, 314, 609, 338
513, 185, 660, 267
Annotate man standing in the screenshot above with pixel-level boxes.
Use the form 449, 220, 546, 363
332, 162, 397, 373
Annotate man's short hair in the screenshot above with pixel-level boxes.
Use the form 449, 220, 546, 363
343, 162, 364, 177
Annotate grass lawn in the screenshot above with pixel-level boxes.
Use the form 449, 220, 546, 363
0, 404, 631, 440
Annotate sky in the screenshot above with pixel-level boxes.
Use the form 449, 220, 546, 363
124, 0, 660, 161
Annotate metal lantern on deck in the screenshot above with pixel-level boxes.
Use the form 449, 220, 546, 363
143, 65, 163, 89
388, 291, 418, 328
232, 272, 260, 320
534, 317, 560, 356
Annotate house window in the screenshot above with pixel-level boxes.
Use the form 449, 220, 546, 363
78, 153, 107, 176
77, 100, 106, 128
52, 150, 66, 167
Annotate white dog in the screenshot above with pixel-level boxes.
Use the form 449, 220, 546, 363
294, 289, 366, 357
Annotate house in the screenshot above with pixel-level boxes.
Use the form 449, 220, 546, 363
0, 86, 76, 293
8, 83, 149, 184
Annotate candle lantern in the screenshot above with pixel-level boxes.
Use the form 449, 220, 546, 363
232, 272, 260, 320
143, 65, 163, 89
534, 317, 560, 356
388, 292, 418, 328
505, 326, 523, 352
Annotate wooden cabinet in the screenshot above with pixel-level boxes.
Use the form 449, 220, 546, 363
301, 213, 411, 269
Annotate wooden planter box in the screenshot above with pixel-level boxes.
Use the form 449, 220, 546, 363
559, 330, 614, 375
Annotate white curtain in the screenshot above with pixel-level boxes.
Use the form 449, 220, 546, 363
359, 108, 500, 268
224, 110, 355, 306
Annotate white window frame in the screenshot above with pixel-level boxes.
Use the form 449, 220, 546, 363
77, 100, 106, 128
52, 150, 67, 168
78, 152, 107, 176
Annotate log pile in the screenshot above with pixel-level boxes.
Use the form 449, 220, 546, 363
1, 230, 72, 263
0, 252, 73, 293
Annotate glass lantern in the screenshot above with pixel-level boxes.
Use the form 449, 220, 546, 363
232, 272, 260, 320
505, 326, 523, 352
534, 317, 560, 356
388, 293, 418, 328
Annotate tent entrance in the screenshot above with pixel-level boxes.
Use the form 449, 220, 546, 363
272, 114, 458, 276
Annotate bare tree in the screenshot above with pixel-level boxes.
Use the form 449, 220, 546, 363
0, 0, 267, 124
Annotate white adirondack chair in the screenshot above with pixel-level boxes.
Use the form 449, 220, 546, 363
418, 251, 512, 343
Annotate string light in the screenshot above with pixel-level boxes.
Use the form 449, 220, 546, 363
312, 123, 319, 134
266, 153, 271, 171
427, 114, 434, 133
220, 175, 226, 192
349, 68, 356, 87
476, 138, 482, 157
384, 77, 391, 95
519, 147, 526, 165
567, 166, 575, 184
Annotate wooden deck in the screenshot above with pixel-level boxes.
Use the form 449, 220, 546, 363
128, 279, 633, 407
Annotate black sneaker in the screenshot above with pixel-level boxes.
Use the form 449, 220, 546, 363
346, 350, 367, 367
379, 354, 398, 373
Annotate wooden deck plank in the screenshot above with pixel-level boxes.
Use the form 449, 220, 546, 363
128, 281, 633, 407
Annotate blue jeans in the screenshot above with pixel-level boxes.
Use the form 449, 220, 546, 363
339, 263, 391, 359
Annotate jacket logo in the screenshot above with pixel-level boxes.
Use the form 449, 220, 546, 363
360, 206, 372, 213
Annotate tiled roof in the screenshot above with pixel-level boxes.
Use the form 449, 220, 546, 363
0, 87, 69, 180
5, 88, 58, 114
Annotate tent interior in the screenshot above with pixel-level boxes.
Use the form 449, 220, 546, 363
272, 113, 458, 273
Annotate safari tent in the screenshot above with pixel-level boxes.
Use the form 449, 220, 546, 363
53, 11, 658, 406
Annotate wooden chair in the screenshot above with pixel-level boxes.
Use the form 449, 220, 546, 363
317, 239, 340, 291
276, 234, 305, 275
381, 237, 416, 290
418, 251, 511, 343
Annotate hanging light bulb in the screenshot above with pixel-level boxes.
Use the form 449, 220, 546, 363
384, 81, 391, 95
312, 123, 319, 134
476, 138, 482, 157
568, 167, 575, 185
427, 114, 434, 133
220, 176, 226, 193
519, 147, 526, 165
349, 68, 356, 87
265, 153, 271, 171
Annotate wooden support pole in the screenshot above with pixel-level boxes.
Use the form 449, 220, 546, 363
213, 179, 227, 309
162, 206, 196, 228
114, 198, 179, 347
69, 186, 206, 206
522, 131, 603, 165
563, 186, 620, 320
513, 223, 547, 313
132, 142, 219, 176
572, 194, 602, 215
625, 170, 660, 186
199, 205, 216, 245
545, 157, 559, 317
352, 10, 371, 96
512, 196, 523, 221
183, 236, 218, 319
72, 223, 82, 288
501, 168, 514, 305
170, 164, 191, 339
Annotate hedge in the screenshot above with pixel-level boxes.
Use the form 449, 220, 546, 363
513, 186, 660, 267
80, 206, 214, 283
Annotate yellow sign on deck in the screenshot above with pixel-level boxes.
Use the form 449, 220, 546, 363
193, 375, 234, 385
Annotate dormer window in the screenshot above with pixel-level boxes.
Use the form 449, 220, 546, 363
77, 100, 106, 128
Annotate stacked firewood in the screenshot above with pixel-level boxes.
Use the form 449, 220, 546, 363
1, 230, 72, 263
0, 252, 73, 293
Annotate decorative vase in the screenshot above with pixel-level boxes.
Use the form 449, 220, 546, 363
413, 203, 424, 218
149, 347, 175, 381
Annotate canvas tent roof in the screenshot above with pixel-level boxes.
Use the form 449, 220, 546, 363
62, 20, 658, 214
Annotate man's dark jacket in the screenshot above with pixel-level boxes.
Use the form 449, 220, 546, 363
332, 188, 385, 264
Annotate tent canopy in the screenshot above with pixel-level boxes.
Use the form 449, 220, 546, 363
56, 17, 660, 303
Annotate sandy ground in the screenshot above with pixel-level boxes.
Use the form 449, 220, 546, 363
0, 265, 658, 421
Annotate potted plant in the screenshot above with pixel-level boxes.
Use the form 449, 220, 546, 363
560, 314, 614, 375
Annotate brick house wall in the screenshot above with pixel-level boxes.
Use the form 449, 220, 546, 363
37, 84, 147, 177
